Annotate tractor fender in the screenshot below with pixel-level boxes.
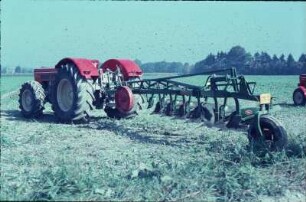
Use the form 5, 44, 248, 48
55, 58, 99, 79
101, 59, 143, 81
296, 86, 306, 97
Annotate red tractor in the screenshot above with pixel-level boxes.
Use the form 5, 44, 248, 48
19, 58, 143, 122
293, 74, 306, 106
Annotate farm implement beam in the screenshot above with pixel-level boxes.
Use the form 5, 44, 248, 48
127, 68, 261, 123
127, 67, 287, 151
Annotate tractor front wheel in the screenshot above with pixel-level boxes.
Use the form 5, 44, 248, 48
248, 115, 288, 151
19, 81, 45, 118
293, 88, 306, 106
52, 64, 94, 122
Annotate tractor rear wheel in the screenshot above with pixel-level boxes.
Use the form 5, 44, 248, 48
19, 81, 45, 118
51, 64, 94, 122
293, 88, 306, 106
248, 115, 288, 151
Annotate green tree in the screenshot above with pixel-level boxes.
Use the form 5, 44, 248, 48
278, 54, 286, 74
298, 54, 306, 63
286, 54, 296, 74
204, 53, 216, 66
14, 66, 21, 74
183, 63, 191, 74
298, 54, 306, 73
226, 46, 249, 72
270, 54, 281, 74
1, 67, 7, 74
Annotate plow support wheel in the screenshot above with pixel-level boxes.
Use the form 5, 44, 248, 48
248, 114, 288, 151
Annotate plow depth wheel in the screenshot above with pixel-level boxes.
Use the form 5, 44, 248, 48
19, 81, 45, 118
248, 115, 288, 151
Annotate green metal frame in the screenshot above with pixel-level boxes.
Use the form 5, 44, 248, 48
125, 68, 274, 134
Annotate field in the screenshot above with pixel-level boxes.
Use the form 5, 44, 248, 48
1, 74, 306, 201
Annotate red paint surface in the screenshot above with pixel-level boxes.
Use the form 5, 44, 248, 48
244, 109, 253, 116
55, 58, 99, 79
34, 68, 57, 83
299, 74, 306, 87
101, 59, 143, 81
297, 86, 306, 97
115, 86, 134, 113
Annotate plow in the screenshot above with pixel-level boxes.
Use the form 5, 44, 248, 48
19, 57, 288, 151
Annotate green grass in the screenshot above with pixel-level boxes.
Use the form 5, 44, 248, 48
0, 74, 305, 201
0, 75, 33, 95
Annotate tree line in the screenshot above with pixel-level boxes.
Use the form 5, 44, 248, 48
135, 46, 306, 75
134, 59, 191, 74
191, 46, 306, 75
2, 46, 306, 75
1, 66, 33, 74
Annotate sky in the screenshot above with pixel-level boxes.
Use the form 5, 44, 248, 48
1, 0, 306, 68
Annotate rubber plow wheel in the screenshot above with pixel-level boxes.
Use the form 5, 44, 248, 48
248, 115, 288, 152
19, 81, 45, 118
51, 64, 94, 123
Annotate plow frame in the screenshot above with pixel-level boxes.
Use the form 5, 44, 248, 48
126, 68, 272, 131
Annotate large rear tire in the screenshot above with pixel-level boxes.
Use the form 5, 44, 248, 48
51, 64, 94, 122
293, 88, 306, 106
248, 115, 288, 151
19, 81, 45, 118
